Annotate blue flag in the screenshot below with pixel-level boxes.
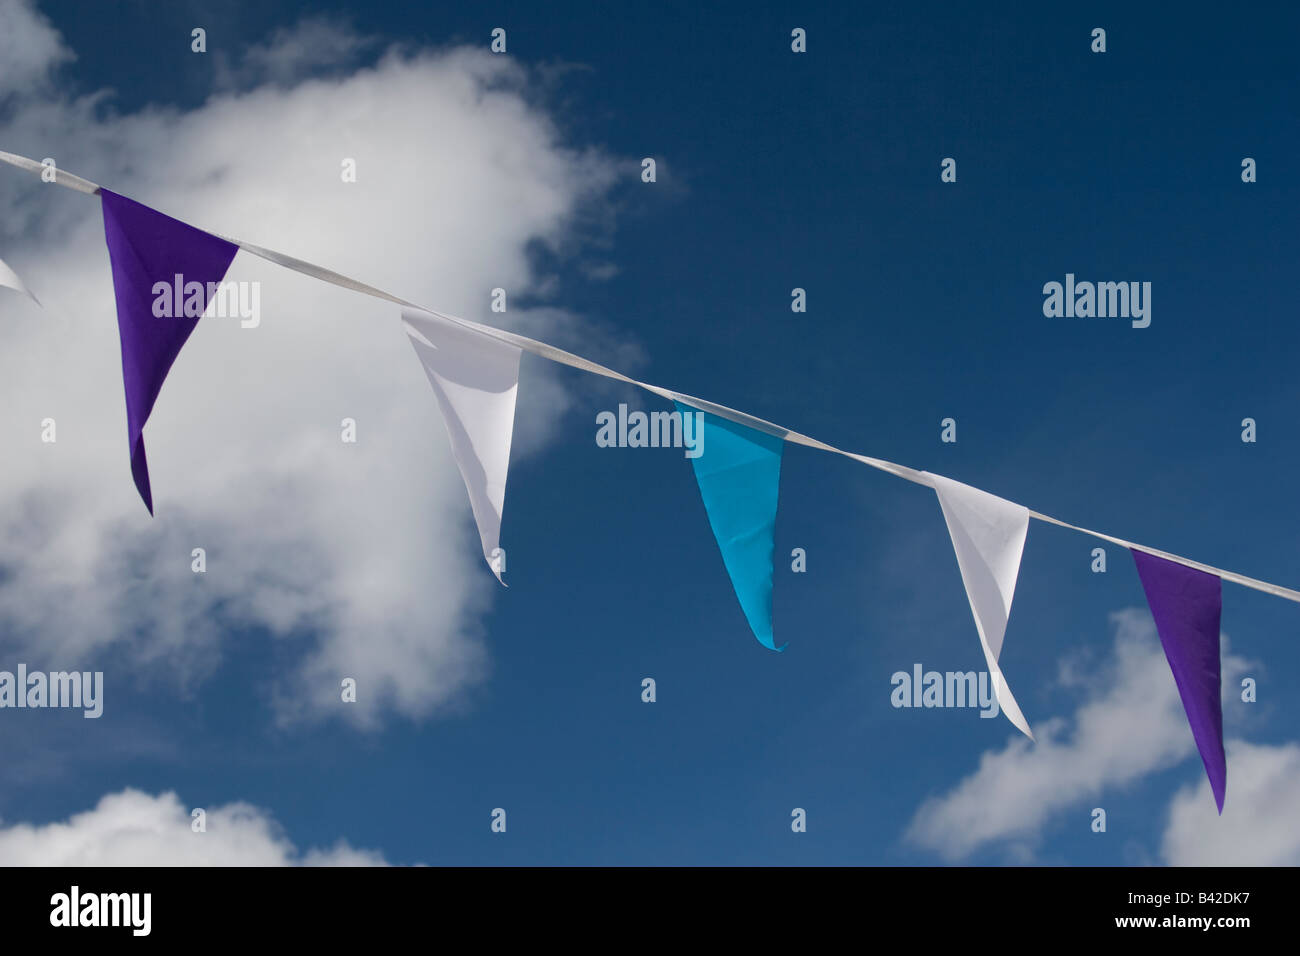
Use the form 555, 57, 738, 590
677, 402, 785, 651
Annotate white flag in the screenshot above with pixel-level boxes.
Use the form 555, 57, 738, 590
403, 308, 522, 583
924, 472, 1034, 739
0, 256, 38, 305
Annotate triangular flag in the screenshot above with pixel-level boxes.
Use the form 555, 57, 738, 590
0, 255, 39, 305
403, 309, 521, 583
100, 189, 238, 514
678, 402, 785, 651
1132, 549, 1226, 813
925, 472, 1034, 739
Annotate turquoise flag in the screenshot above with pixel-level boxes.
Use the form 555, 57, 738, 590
677, 402, 785, 651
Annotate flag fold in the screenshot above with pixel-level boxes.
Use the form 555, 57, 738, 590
680, 402, 785, 651
0, 255, 39, 305
101, 189, 238, 513
1132, 549, 1227, 812
403, 309, 521, 583
925, 472, 1034, 739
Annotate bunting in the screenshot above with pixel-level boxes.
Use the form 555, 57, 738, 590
4, 150, 1297, 813
926, 472, 1034, 739
1133, 549, 1227, 812
680, 403, 785, 651
100, 189, 238, 514
403, 308, 521, 583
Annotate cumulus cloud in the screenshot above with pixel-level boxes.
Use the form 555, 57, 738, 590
1161, 741, 1300, 865
0, 0, 625, 726
905, 609, 1253, 861
0, 788, 389, 865
0, 0, 71, 99
213, 16, 381, 91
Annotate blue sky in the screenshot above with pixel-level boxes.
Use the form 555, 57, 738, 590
1, 0, 1299, 864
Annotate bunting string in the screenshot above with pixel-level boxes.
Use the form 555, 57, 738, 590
4, 148, 1290, 807
3, 148, 1292, 602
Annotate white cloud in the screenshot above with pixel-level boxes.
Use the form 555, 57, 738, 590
0, 2, 624, 726
0, 788, 389, 865
0, 0, 72, 99
905, 609, 1252, 861
1161, 741, 1300, 865
213, 16, 381, 91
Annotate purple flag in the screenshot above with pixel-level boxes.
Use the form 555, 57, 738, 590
1132, 549, 1227, 812
101, 189, 238, 513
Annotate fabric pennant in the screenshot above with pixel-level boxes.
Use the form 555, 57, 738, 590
403, 308, 521, 583
100, 189, 238, 514
924, 472, 1034, 739
0, 255, 39, 305
678, 402, 785, 651
1132, 549, 1227, 812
